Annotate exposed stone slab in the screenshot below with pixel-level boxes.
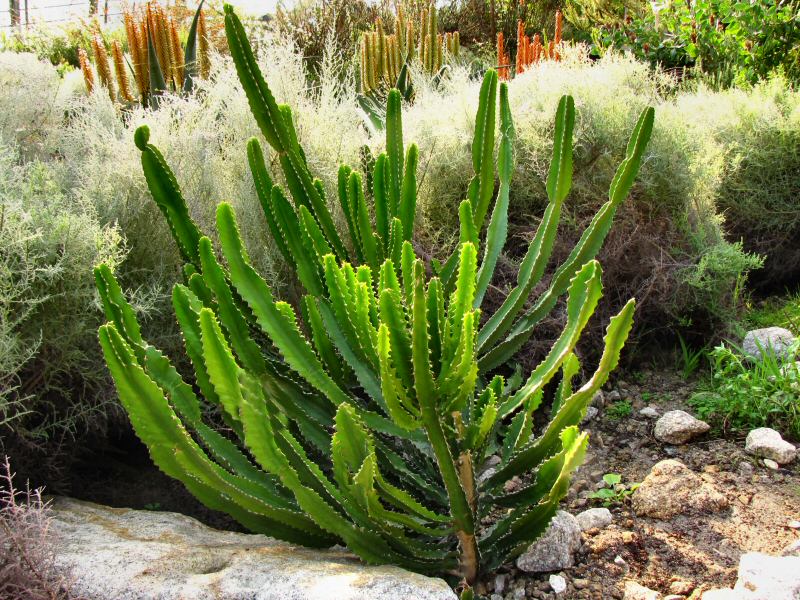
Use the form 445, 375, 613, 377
515, 511, 581, 573
632, 459, 728, 519
48, 498, 457, 600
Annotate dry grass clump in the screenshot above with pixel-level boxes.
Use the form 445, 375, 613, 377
0, 457, 73, 599
0, 53, 63, 158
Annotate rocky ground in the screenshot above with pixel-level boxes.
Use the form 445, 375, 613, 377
475, 369, 800, 600
65, 367, 799, 600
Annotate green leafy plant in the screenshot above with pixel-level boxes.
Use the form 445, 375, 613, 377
94, 4, 653, 587
606, 399, 632, 420
677, 333, 706, 379
641, 391, 670, 404
592, 0, 800, 87
588, 473, 639, 507
689, 342, 800, 439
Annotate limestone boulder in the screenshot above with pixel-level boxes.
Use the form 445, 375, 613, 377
653, 410, 710, 445
744, 427, 797, 464
742, 327, 796, 361
702, 553, 800, 600
515, 511, 581, 573
632, 459, 728, 519
48, 498, 457, 600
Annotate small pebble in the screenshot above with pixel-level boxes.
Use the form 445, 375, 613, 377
573, 578, 590, 589
788, 520, 800, 529
639, 406, 659, 419
494, 573, 507, 595
583, 406, 599, 423
549, 574, 567, 595
737, 461, 754, 478
763, 458, 779, 470
623, 531, 637, 545
669, 580, 693, 594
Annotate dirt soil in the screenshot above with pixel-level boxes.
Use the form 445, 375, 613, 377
66, 369, 799, 600
475, 369, 800, 599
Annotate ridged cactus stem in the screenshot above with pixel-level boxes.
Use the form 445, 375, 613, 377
430, 4, 438, 72
377, 21, 386, 85
396, 5, 406, 56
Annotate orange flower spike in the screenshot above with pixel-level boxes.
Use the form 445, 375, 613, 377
169, 18, 184, 89
111, 39, 134, 101
198, 8, 211, 79
78, 47, 95, 94
497, 31, 507, 80
526, 35, 533, 67
91, 35, 115, 100
555, 10, 563, 45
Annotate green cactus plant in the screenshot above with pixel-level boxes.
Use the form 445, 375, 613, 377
96, 4, 654, 590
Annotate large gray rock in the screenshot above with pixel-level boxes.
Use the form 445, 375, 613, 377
632, 459, 728, 519
575, 507, 613, 531
515, 511, 581, 573
653, 410, 710, 444
48, 498, 457, 600
742, 327, 796, 361
744, 427, 797, 464
702, 553, 800, 600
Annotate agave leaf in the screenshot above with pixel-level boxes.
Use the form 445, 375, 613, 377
182, 0, 205, 93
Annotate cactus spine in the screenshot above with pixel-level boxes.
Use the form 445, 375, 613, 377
97, 4, 655, 591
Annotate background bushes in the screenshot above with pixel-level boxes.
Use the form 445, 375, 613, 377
401, 52, 763, 349
675, 79, 800, 290
0, 39, 796, 475
0, 143, 124, 474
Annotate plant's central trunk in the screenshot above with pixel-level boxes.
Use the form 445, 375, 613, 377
457, 450, 479, 585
